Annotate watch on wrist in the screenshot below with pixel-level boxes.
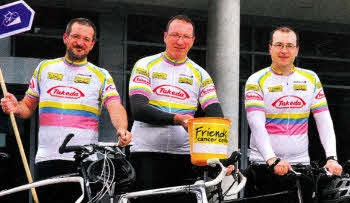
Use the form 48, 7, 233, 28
327, 156, 338, 162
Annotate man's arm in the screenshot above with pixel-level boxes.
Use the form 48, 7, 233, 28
1, 93, 38, 119
203, 103, 224, 117
313, 109, 342, 175
310, 75, 342, 175
106, 100, 132, 147
129, 94, 192, 128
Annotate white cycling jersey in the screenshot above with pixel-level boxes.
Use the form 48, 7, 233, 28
129, 52, 220, 154
245, 66, 337, 164
26, 57, 120, 163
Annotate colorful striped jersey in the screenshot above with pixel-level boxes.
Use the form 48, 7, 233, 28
245, 66, 330, 163
129, 52, 220, 154
26, 57, 120, 162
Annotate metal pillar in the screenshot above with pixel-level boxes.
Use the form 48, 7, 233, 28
207, 0, 240, 200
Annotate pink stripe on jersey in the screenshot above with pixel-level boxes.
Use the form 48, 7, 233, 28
246, 107, 265, 112
202, 98, 219, 109
40, 113, 98, 131
266, 122, 308, 136
104, 96, 121, 106
176, 113, 195, 116
129, 90, 151, 98
312, 106, 328, 114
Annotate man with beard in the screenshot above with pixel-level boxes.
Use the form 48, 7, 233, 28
0, 18, 132, 202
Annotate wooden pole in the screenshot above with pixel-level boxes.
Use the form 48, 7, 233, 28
0, 68, 39, 203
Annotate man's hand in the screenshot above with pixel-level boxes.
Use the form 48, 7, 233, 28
325, 160, 342, 176
173, 114, 194, 131
1, 93, 19, 114
226, 165, 235, 176
267, 157, 291, 176
117, 128, 132, 147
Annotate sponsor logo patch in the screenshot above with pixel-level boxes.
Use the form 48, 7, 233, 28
152, 72, 167, 80
293, 84, 307, 91
48, 72, 63, 81
200, 85, 216, 97
105, 84, 116, 91
135, 68, 149, 77
293, 80, 307, 84
179, 77, 193, 85
133, 75, 150, 85
74, 76, 91, 84
153, 85, 189, 100
246, 84, 259, 91
32, 69, 38, 79
180, 74, 193, 78
317, 82, 322, 89
47, 86, 85, 99
245, 91, 263, 101
272, 95, 306, 109
107, 78, 114, 84
29, 79, 35, 89
201, 79, 213, 87
315, 89, 325, 100
268, 85, 283, 92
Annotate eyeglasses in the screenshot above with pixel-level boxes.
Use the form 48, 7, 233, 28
271, 43, 297, 50
167, 33, 194, 40
69, 34, 93, 43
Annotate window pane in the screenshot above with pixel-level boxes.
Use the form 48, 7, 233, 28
127, 45, 164, 71
127, 15, 207, 47
240, 54, 252, 80
322, 87, 350, 162
127, 15, 166, 43
187, 49, 206, 68
299, 31, 350, 58
14, 36, 99, 65
240, 26, 251, 51
254, 27, 270, 52
298, 58, 350, 86
31, 7, 99, 36
254, 54, 271, 72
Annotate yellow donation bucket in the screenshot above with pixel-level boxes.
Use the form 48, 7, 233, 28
188, 117, 232, 166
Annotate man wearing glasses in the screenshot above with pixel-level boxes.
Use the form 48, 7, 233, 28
128, 15, 233, 203
1, 18, 132, 202
243, 26, 342, 202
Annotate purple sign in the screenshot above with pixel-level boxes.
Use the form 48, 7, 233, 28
0, 0, 34, 38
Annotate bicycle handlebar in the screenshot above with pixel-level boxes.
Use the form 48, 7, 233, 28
59, 134, 122, 155
206, 151, 246, 195
289, 164, 333, 177
0, 152, 10, 160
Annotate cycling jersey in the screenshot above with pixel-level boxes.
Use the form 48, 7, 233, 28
245, 66, 337, 163
26, 57, 120, 163
129, 52, 220, 154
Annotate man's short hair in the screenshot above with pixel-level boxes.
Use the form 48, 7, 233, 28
65, 18, 97, 41
269, 26, 299, 46
166, 15, 195, 36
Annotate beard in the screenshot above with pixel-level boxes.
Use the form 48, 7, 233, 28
67, 47, 88, 61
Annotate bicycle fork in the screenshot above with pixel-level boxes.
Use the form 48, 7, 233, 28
296, 178, 303, 203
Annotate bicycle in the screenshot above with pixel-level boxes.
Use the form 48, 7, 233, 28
234, 162, 350, 203
117, 151, 246, 203
0, 133, 135, 203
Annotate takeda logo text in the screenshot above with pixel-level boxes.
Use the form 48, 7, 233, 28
133, 76, 150, 85
153, 85, 189, 100
47, 86, 85, 99
245, 91, 263, 101
272, 95, 306, 109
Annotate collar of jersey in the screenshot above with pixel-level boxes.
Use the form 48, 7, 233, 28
162, 52, 188, 66
63, 56, 88, 67
270, 65, 296, 76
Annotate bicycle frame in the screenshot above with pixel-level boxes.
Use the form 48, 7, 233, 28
118, 159, 247, 203
0, 176, 85, 203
